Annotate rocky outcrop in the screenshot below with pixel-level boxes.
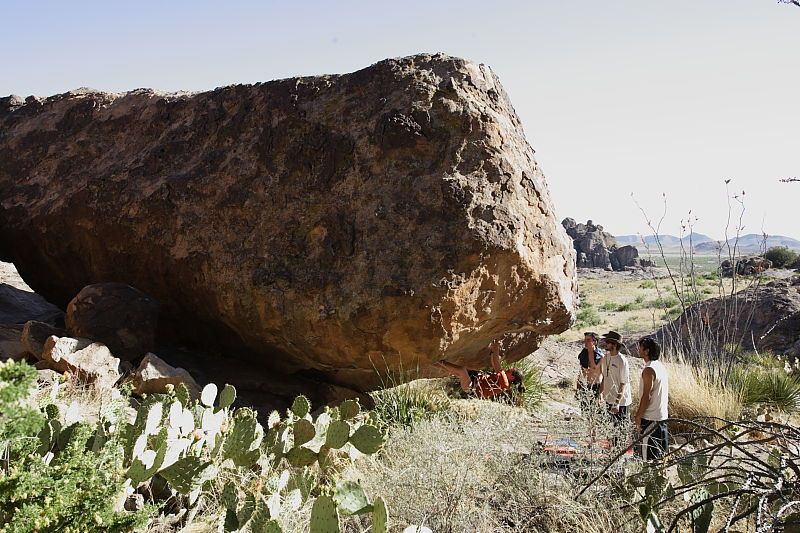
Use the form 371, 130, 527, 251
0, 54, 576, 389
659, 277, 800, 359
610, 245, 640, 271
562, 218, 644, 271
66, 283, 159, 361
720, 256, 772, 277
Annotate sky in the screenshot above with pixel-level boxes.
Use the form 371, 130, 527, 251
2, 0, 798, 239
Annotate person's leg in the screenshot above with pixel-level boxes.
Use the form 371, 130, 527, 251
434, 360, 473, 392
640, 419, 654, 459
651, 421, 668, 460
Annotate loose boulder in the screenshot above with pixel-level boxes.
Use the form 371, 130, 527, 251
131, 352, 200, 396
41, 335, 122, 388
21, 320, 67, 359
610, 245, 641, 271
65, 283, 159, 361
658, 278, 800, 359
0, 54, 576, 389
720, 256, 772, 277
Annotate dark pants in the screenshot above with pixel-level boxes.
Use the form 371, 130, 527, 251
606, 403, 629, 424
640, 419, 669, 460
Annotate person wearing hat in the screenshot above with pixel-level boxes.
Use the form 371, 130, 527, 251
598, 331, 632, 425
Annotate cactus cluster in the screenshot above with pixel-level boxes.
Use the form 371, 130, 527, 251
220, 395, 389, 532
31, 373, 388, 532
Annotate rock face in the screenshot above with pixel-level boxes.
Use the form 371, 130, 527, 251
66, 283, 159, 361
22, 320, 66, 358
659, 277, 800, 359
0, 54, 576, 389
0, 283, 63, 325
610, 245, 640, 271
562, 218, 644, 271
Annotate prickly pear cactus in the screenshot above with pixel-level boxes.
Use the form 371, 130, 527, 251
310, 494, 340, 533
291, 395, 310, 418
349, 424, 384, 454
218, 383, 237, 409
159, 455, 215, 494
372, 496, 389, 533
333, 480, 371, 515
337, 399, 360, 420
324, 420, 350, 449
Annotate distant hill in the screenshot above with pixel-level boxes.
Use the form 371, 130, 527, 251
615, 233, 714, 249
693, 234, 800, 253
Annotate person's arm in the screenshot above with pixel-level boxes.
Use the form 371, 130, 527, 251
490, 341, 502, 373
634, 368, 655, 432
598, 358, 606, 401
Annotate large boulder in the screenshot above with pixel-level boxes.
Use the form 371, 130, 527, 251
0, 54, 576, 389
658, 277, 800, 359
610, 245, 640, 271
21, 320, 67, 359
0, 324, 25, 360
66, 283, 159, 361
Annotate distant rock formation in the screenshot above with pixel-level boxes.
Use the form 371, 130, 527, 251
0, 54, 577, 391
720, 256, 772, 277
562, 218, 646, 270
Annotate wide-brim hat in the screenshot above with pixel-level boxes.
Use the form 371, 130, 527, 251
601, 330, 623, 345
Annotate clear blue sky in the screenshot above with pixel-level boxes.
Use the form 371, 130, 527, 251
3, 0, 798, 239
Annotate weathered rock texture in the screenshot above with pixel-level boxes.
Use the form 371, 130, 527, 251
657, 277, 800, 359
0, 54, 576, 389
41, 335, 122, 388
562, 218, 647, 271
66, 283, 159, 360
720, 256, 772, 277
132, 352, 200, 396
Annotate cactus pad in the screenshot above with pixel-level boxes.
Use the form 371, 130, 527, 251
372, 497, 388, 533
310, 494, 340, 533
291, 395, 311, 418
293, 418, 316, 446
325, 420, 350, 449
337, 399, 360, 420
333, 480, 371, 515
349, 424, 384, 454
218, 383, 237, 409
201, 383, 218, 407
286, 446, 318, 468
159, 455, 214, 494
44, 403, 60, 420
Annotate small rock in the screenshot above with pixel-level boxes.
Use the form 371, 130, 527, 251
132, 352, 200, 397
66, 283, 159, 361
21, 321, 66, 359
124, 493, 145, 512
41, 335, 122, 388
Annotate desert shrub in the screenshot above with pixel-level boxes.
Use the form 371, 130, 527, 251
732, 367, 800, 412
649, 295, 679, 309
599, 302, 618, 312
370, 380, 450, 429
639, 280, 656, 289
0, 360, 148, 532
503, 358, 548, 410
623, 418, 800, 532
575, 305, 602, 329
633, 294, 646, 305
764, 246, 798, 268
665, 361, 742, 420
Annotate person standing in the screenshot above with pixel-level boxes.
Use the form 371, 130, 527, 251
634, 337, 669, 460
598, 331, 631, 424
576, 331, 604, 404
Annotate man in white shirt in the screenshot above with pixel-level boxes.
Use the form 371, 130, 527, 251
598, 331, 632, 426
633, 337, 669, 460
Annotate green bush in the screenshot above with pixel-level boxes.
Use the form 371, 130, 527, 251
764, 246, 798, 268
639, 280, 656, 289
575, 305, 602, 328
733, 368, 800, 412
502, 358, 548, 410
0, 360, 148, 532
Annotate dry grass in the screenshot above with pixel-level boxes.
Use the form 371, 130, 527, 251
350, 405, 639, 533
663, 360, 742, 420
